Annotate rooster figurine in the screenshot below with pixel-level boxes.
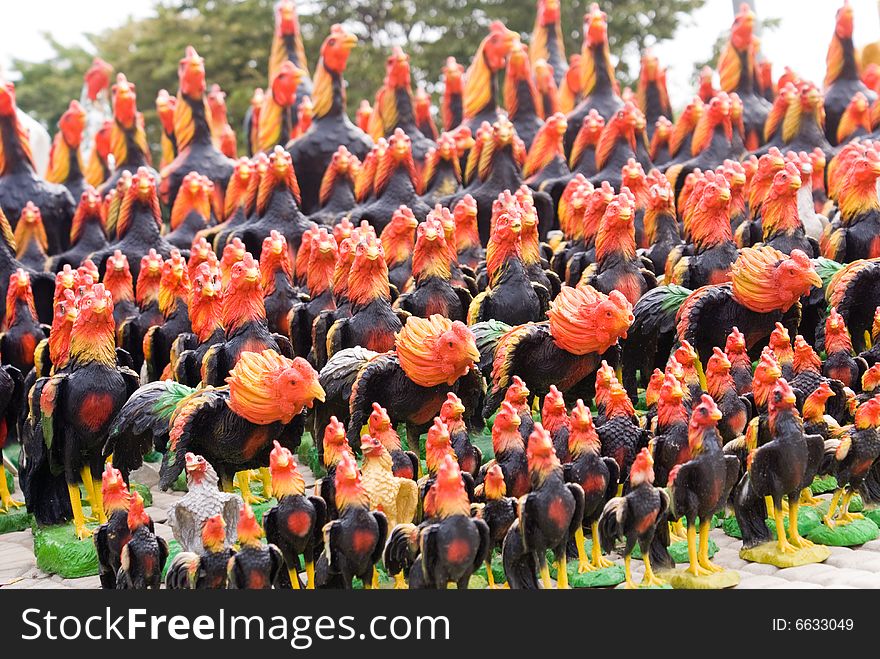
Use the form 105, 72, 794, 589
227, 503, 285, 589
598, 447, 671, 589
503, 424, 585, 589
165, 453, 241, 553
115, 492, 169, 590
165, 515, 235, 589
263, 441, 327, 589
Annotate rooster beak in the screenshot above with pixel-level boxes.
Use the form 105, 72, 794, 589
719, 188, 731, 201
343, 33, 358, 49
790, 177, 802, 191
710, 408, 723, 421
310, 381, 326, 404
467, 344, 481, 364
808, 270, 822, 288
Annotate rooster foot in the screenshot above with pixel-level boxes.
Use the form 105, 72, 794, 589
836, 511, 864, 525
698, 559, 725, 573
799, 489, 822, 507
0, 496, 24, 512
640, 573, 667, 588
685, 563, 712, 577
789, 535, 814, 549
577, 559, 597, 574
775, 538, 797, 554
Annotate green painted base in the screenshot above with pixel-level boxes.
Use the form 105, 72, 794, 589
739, 542, 831, 567
297, 434, 324, 479
815, 494, 864, 516
233, 476, 277, 527
471, 430, 495, 465
129, 482, 153, 507
352, 564, 396, 590
806, 517, 879, 546
474, 552, 506, 585
3, 446, 20, 471
811, 475, 838, 495
143, 450, 162, 464
0, 507, 32, 534
722, 506, 823, 540
554, 562, 625, 588
865, 508, 880, 527
32, 521, 99, 578
661, 568, 740, 590
631, 536, 718, 563
171, 472, 188, 492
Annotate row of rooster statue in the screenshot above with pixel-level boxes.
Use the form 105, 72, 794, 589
0, 0, 879, 589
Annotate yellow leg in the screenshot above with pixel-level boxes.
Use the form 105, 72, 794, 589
669, 519, 687, 543
799, 487, 822, 507
765, 496, 776, 518
590, 521, 615, 568
371, 568, 379, 589
221, 479, 235, 493
574, 526, 594, 573
394, 572, 407, 589
557, 553, 570, 589
485, 562, 498, 588
865, 330, 873, 350
685, 522, 710, 576
289, 567, 301, 589
235, 471, 265, 504
539, 562, 552, 589
641, 553, 666, 588
823, 489, 843, 528
80, 468, 99, 522
787, 500, 813, 548
837, 490, 864, 524
0, 465, 23, 511
306, 561, 315, 590
623, 555, 636, 589
616, 483, 624, 497
259, 467, 273, 499
774, 503, 795, 553
698, 519, 724, 572
67, 483, 92, 540
91, 473, 107, 524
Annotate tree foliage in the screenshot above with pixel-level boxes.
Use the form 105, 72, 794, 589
11, 0, 705, 157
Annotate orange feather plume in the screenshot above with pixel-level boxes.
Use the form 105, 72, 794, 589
395, 315, 479, 387
548, 284, 633, 355
227, 349, 323, 425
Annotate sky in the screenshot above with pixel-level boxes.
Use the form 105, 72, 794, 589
1, 0, 879, 111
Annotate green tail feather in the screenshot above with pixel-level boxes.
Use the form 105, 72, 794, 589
812, 257, 843, 288
151, 381, 196, 420
660, 284, 692, 312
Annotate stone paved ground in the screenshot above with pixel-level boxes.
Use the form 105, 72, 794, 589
3, 462, 880, 589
